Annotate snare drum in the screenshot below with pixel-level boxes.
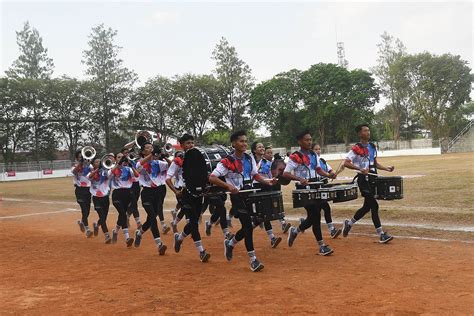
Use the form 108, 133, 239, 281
292, 187, 337, 208
323, 183, 358, 203
245, 191, 285, 222
374, 176, 403, 200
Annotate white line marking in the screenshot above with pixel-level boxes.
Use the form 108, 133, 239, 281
0, 208, 79, 220
350, 232, 474, 244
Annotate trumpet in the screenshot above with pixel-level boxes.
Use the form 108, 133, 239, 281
81, 146, 96, 161
164, 143, 174, 154
135, 130, 153, 148
127, 149, 140, 161
101, 154, 116, 170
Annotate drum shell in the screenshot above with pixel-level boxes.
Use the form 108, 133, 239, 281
374, 176, 403, 200
245, 191, 285, 222
292, 189, 319, 208
323, 183, 359, 203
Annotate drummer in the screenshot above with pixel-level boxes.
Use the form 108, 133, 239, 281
342, 124, 394, 244
298, 144, 342, 239
283, 129, 337, 256
209, 130, 277, 272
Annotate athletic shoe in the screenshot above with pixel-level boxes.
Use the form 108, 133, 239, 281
379, 232, 394, 244
225, 233, 235, 240
93, 222, 99, 236
271, 236, 282, 249
282, 222, 291, 234
224, 239, 234, 261
319, 245, 334, 256
162, 224, 170, 235
330, 228, 342, 239
158, 243, 167, 256
112, 230, 118, 244
126, 237, 134, 248
200, 250, 210, 263
171, 209, 177, 220
104, 235, 112, 244
85, 230, 92, 238
287, 227, 298, 247
171, 221, 178, 234
134, 230, 142, 248
173, 233, 182, 253
205, 220, 212, 236
250, 259, 264, 272
342, 219, 352, 237
77, 220, 85, 233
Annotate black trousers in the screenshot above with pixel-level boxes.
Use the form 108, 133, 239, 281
75, 186, 91, 227
231, 194, 254, 252
92, 195, 110, 233
112, 188, 132, 229
127, 181, 141, 218
322, 202, 332, 224
354, 175, 382, 228
155, 185, 166, 222
208, 194, 228, 229
140, 187, 161, 239
298, 203, 323, 242
182, 190, 203, 242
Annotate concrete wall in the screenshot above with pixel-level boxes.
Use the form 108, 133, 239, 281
0, 169, 73, 182
448, 125, 474, 153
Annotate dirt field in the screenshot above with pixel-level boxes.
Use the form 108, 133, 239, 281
1, 153, 473, 314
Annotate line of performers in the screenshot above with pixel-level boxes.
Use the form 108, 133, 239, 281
72, 124, 396, 272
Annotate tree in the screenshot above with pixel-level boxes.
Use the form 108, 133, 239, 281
402, 53, 473, 140
173, 74, 222, 142
82, 24, 137, 151
212, 37, 255, 131
372, 31, 408, 141
48, 77, 91, 160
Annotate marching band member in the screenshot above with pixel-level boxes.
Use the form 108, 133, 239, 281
166, 150, 185, 233
110, 152, 139, 247
71, 150, 93, 238
120, 147, 142, 230
342, 124, 394, 243
209, 130, 277, 272
251, 142, 283, 249
283, 130, 337, 256
173, 134, 211, 263
87, 157, 113, 243
133, 143, 170, 255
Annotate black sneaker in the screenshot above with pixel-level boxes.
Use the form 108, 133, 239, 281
200, 250, 210, 263
330, 228, 342, 239
282, 222, 291, 234
134, 230, 142, 248
250, 259, 264, 272
112, 230, 118, 244
319, 245, 334, 256
158, 243, 167, 256
271, 237, 282, 249
379, 232, 393, 244
224, 239, 234, 261
171, 221, 178, 234
104, 235, 112, 244
93, 222, 99, 236
126, 237, 134, 248
85, 230, 92, 238
342, 219, 352, 237
174, 233, 182, 253
77, 220, 85, 233
205, 220, 212, 236
162, 225, 170, 235
287, 227, 298, 247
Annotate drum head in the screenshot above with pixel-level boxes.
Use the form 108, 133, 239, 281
183, 148, 208, 189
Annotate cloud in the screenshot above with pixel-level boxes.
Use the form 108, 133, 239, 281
150, 10, 181, 25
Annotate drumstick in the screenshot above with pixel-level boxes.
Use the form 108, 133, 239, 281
356, 171, 379, 177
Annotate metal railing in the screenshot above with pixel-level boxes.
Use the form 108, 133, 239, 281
447, 120, 473, 152
0, 160, 72, 173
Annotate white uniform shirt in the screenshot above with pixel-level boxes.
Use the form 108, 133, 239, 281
283, 149, 321, 179
71, 163, 93, 187
211, 153, 257, 189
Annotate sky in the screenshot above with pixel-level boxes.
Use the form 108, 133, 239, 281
1, 0, 473, 105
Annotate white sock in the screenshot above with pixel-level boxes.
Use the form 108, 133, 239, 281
222, 227, 230, 236
161, 221, 166, 227
194, 240, 204, 252
135, 217, 141, 225
376, 227, 384, 236
247, 250, 257, 262
349, 218, 357, 226
266, 229, 275, 239
154, 237, 162, 246
178, 232, 187, 241
85, 226, 90, 232
115, 224, 121, 232
229, 236, 238, 247
123, 228, 130, 239
327, 222, 335, 232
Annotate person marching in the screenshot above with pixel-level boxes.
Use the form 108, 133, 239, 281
87, 157, 113, 243
342, 124, 394, 243
110, 152, 139, 247
251, 142, 283, 249
210, 130, 277, 272
298, 144, 342, 239
173, 133, 211, 263
120, 147, 142, 230
133, 143, 170, 255
284, 130, 337, 256
166, 150, 186, 233
71, 149, 93, 238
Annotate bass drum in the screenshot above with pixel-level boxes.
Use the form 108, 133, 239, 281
196, 145, 231, 173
